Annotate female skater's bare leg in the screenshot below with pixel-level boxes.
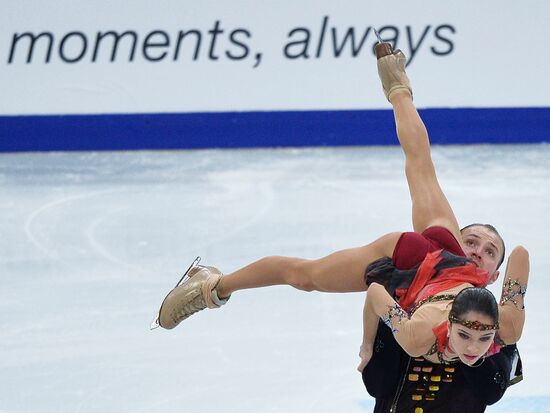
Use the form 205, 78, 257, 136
217, 232, 401, 297
157, 232, 401, 329
358, 49, 461, 369
377, 49, 461, 241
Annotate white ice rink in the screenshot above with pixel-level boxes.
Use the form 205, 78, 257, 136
1, 144, 549, 412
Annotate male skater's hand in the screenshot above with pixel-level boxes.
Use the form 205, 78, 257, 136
357, 343, 373, 372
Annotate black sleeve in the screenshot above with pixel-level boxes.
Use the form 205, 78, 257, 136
361, 321, 406, 399
461, 344, 521, 405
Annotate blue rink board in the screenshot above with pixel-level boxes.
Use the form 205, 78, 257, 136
0, 107, 548, 152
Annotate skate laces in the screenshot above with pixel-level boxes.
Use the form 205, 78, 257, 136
377, 51, 413, 101
173, 266, 225, 323
153, 258, 229, 329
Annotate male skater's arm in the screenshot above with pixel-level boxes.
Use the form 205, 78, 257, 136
378, 52, 462, 243
358, 292, 382, 371
361, 321, 405, 398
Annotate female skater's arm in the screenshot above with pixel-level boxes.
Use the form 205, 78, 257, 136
498, 246, 529, 344
366, 283, 438, 357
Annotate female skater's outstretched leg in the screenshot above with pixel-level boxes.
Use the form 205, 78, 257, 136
156, 232, 401, 329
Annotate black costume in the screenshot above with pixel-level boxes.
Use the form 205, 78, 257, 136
362, 321, 522, 413
362, 250, 523, 412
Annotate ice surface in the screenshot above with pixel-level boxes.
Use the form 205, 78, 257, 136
0, 144, 548, 412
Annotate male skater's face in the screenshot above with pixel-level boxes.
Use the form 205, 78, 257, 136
461, 226, 503, 283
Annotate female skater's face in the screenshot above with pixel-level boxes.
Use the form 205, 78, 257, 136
448, 311, 497, 365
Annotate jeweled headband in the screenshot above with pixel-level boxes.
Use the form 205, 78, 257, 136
448, 314, 499, 331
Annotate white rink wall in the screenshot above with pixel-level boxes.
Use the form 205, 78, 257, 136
1, 0, 549, 115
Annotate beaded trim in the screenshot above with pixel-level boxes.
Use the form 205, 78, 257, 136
500, 278, 527, 310
409, 294, 456, 314
426, 341, 438, 356
381, 303, 409, 333
437, 349, 459, 365
448, 314, 499, 331
427, 341, 459, 364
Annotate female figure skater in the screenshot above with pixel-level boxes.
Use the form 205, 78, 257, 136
152, 47, 529, 368
359, 246, 527, 367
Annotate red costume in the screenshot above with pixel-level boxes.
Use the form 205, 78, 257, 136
392, 226, 465, 270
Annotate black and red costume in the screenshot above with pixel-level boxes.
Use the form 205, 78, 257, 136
361, 227, 523, 412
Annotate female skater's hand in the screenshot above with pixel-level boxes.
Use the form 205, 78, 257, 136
357, 344, 373, 372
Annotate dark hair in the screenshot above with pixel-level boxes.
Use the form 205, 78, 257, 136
449, 287, 498, 324
460, 223, 506, 269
